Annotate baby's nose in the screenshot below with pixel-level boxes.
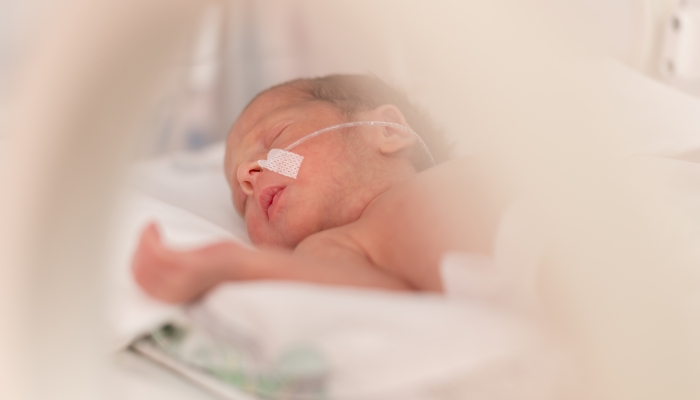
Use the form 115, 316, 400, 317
237, 160, 261, 196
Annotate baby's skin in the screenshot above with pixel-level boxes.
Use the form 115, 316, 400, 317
132, 84, 515, 303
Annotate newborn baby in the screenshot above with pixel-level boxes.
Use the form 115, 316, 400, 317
132, 75, 516, 303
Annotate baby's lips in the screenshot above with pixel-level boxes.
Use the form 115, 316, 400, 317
258, 186, 285, 219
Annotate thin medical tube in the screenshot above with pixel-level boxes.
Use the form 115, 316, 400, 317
284, 121, 436, 166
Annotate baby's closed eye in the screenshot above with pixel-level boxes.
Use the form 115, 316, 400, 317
265, 122, 292, 148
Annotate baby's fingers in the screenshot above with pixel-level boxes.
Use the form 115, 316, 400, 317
131, 223, 247, 303
141, 222, 161, 247
131, 223, 183, 300
132, 223, 166, 274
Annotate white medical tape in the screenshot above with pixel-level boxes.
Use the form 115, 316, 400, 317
257, 148, 304, 179
257, 121, 436, 179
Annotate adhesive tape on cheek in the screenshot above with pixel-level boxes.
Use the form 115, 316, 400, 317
257, 148, 304, 179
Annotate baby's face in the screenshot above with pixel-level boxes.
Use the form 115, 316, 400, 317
225, 86, 388, 248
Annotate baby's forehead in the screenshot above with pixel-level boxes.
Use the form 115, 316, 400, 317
230, 85, 341, 146
226, 86, 311, 153
241, 86, 311, 126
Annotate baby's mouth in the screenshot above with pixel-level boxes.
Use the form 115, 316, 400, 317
259, 186, 285, 219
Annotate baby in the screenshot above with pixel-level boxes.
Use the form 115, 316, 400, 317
132, 75, 516, 303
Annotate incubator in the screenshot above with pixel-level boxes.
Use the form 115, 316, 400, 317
661, 0, 700, 94
2, 1, 700, 400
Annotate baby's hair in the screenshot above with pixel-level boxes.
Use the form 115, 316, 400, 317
270, 74, 452, 170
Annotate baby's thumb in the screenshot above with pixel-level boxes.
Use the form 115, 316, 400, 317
142, 222, 162, 245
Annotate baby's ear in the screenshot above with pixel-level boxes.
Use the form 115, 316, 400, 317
372, 104, 416, 156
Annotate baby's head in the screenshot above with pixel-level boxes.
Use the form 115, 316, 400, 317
225, 74, 450, 248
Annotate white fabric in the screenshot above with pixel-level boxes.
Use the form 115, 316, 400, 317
186, 282, 567, 400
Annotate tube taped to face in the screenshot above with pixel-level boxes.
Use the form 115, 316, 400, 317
257, 121, 435, 179
257, 149, 304, 179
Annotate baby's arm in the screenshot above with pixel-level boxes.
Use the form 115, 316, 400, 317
131, 223, 410, 304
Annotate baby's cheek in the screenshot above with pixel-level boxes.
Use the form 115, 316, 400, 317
232, 190, 247, 217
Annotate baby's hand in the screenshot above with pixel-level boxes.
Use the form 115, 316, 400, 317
131, 223, 242, 304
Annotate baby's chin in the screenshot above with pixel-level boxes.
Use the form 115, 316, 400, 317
247, 210, 328, 249
247, 224, 303, 249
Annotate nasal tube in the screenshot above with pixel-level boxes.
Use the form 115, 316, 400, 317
257, 121, 436, 179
